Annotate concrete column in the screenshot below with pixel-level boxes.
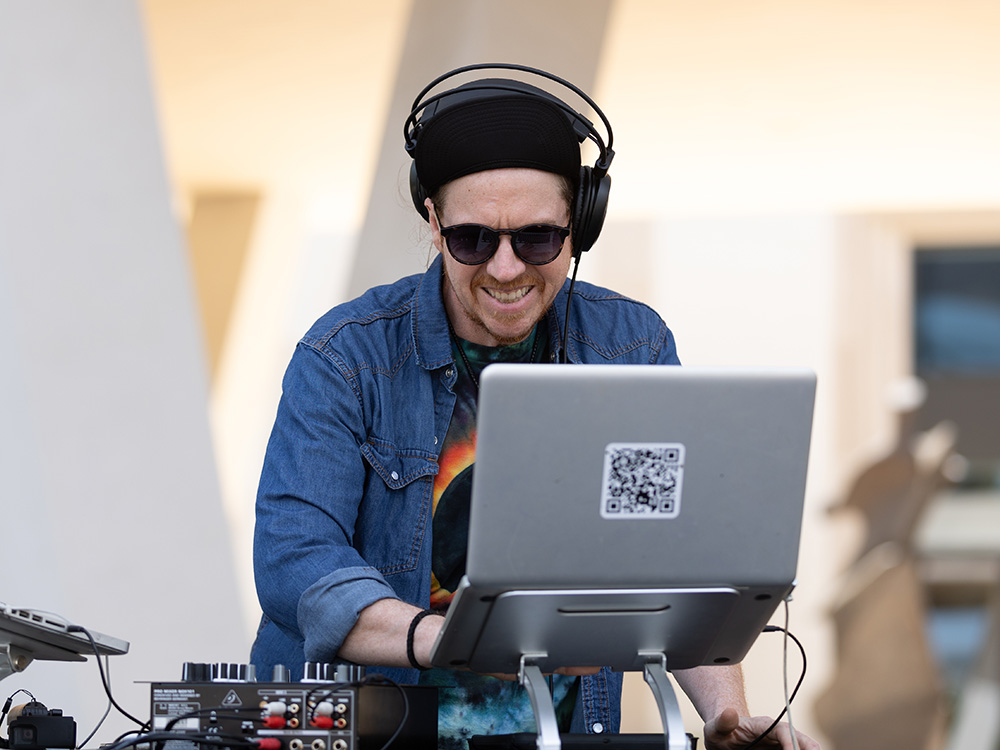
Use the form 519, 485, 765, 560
0, 1, 244, 742
346, 0, 615, 298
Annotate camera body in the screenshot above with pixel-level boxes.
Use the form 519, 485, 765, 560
8, 703, 76, 750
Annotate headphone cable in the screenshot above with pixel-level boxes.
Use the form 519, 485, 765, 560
560, 254, 582, 364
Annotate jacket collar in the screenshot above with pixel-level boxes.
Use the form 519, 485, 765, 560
412, 254, 454, 370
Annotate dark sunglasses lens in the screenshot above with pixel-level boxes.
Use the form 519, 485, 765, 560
513, 226, 566, 264
446, 226, 497, 264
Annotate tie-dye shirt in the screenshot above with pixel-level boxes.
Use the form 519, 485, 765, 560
419, 324, 578, 749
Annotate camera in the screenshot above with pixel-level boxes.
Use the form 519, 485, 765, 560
8, 702, 76, 750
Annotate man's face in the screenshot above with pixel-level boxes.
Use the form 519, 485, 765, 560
428, 168, 574, 347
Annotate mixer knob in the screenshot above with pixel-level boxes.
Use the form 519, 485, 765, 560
302, 662, 336, 682
335, 664, 366, 683
182, 662, 212, 682
211, 663, 256, 682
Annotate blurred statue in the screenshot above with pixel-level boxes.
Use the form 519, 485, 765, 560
817, 377, 959, 750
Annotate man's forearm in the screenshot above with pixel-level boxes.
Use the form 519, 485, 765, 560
336, 598, 442, 669
671, 664, 749, 721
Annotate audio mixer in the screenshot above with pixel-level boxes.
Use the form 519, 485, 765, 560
149, 664, 436, 750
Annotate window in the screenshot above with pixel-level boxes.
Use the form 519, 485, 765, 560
915, 247, 1000, 373
914, 246, 1000, 489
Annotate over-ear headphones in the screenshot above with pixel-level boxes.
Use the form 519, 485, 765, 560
404, 63, 615, 258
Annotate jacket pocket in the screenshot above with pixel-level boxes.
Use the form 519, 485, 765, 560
357, 440, 438, 574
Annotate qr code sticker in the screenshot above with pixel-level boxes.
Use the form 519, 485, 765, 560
600, 443, 685, 519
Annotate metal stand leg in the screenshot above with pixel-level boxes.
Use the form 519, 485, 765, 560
641, 652, 690, 750
519, 655, 561, 750
1, 644, 32, 682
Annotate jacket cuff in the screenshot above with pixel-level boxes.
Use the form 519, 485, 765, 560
298, 566, 399, 663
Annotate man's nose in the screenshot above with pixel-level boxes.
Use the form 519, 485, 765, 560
486, 234, 526, 281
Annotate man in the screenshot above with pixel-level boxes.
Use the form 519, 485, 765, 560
251, 66, 819, 750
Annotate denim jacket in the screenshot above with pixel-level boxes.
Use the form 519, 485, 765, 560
251, 254, 680, 733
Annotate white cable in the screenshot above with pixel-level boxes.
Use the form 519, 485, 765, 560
77, 655, 113, 748
783, 599, 800, 750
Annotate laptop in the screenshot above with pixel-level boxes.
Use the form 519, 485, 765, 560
429, 364, 816, 674
1, 602, 130, 662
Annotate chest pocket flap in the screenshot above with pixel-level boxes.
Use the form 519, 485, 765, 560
361, 440, 438, 490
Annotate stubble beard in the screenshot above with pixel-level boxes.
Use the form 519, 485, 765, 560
442, 266, 547, 347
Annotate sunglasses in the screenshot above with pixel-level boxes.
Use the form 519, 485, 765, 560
436, 211, 570, 266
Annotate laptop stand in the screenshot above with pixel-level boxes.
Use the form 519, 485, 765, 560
432, 585, 778, 750
518, 652, 692, 750
1, 643, 32, 682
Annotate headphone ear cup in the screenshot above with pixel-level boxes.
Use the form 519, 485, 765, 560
571, 166, 611, 257
410, 162, 430, 221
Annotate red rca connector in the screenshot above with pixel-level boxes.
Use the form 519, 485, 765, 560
310, 716, 335, 730
255, 739, 282, 750
263, 716, 287, 729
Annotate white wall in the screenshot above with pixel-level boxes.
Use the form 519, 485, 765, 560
0, 1, 244, 743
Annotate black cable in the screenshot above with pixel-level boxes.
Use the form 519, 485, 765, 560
364, 675, 410, 750
560, 255, 582, 364
303, 674, 410, 750
110, 728, 146, 745
102, 730, 256, 750
740, 625, 807, 750
304, 680, 352, 720
2, 689, 34, 726
66, 625, 148, 730
0, 691, 30, 750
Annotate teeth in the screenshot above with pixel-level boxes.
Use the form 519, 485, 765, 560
487, 287, 529, 303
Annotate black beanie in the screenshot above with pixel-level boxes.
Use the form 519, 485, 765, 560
411, 78, 584, 196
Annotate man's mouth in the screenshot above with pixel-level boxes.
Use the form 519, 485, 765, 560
484, 286, 531, 303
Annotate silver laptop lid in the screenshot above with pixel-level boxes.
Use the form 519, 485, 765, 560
466, 364, 816, 592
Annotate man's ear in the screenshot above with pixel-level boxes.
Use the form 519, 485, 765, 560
425, 198, 443, 253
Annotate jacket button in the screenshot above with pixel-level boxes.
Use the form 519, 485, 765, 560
591, 723, 604, 734
390, 471, 399, 481
445, 367, 455, 379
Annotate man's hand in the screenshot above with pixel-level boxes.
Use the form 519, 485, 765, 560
703, 707, 821, 750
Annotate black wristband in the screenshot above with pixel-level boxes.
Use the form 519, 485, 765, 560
406, 608, 442, 671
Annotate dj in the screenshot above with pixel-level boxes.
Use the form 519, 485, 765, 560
251, 64, 819, 750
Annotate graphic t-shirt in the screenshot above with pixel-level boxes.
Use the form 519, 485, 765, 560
419, 324, 578, 749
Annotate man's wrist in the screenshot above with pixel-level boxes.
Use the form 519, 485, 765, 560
406, 608, 444, 670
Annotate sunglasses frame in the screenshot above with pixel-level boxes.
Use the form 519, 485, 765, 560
435, 209, 571, 266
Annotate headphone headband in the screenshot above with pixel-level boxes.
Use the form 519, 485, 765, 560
404, 63, 615, 176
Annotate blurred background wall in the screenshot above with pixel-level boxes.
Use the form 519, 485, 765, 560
3, 1, 1000, 747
